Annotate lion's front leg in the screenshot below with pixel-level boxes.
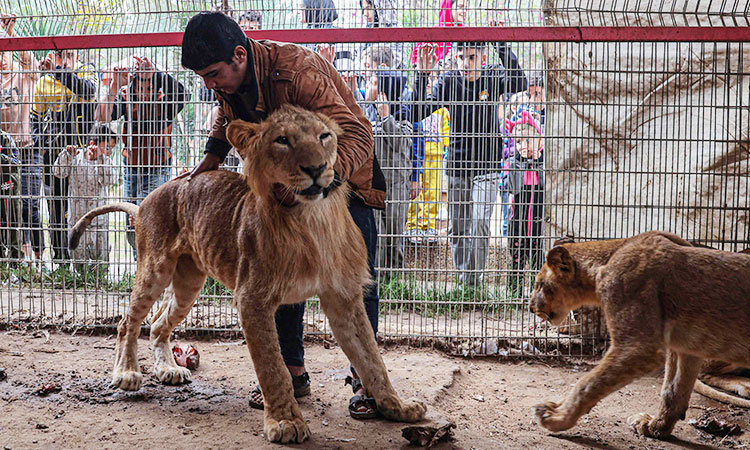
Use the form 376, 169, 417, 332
319, 289, 426, 423
627, 351, 702, 439
236, 294, 310, 444
534, 346, 662, 433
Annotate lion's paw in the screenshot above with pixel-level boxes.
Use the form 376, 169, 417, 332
533, 401, 576, 432
111, 370, 143, 391
264, 417, 310, 444
395, 399, 428, 423
378, 397, 427, 423
735, 382, 750, 398
627, 412, 653, 435
154, 364, 192, 385
627, 412, 671, 439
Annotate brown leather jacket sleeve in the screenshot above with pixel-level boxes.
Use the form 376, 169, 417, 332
209, 102, 227, 142
293, 67, 373, 182
206, 103, 233, 159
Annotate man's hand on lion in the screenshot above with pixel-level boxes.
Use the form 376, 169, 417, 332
174, 153, 222, 181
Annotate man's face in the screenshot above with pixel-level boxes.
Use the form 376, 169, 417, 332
49, 50, 78, 69
132, 74, 153, 101
452, 0, 467, 24
455, 47, 485, 82
59, 50, 78, 69
195, 46, 247, 94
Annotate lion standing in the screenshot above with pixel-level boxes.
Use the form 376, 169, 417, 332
529, 231, 750, 439
69, 106, 426, 443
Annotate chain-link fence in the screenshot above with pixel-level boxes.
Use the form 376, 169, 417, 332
0, 0, 748, 358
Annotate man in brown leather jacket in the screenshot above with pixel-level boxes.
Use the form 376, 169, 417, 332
181, 12, 385, 419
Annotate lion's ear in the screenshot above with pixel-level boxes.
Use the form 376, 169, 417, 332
314, 112, 344, 137
227, 120, 262, 158
546, 246, 575, 279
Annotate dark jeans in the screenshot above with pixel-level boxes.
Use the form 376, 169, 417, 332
509, 187, 544, 291
124, 163, 172, 260
275, 193, 379, 367
0, 159, 22, 260
44, 170, 69, 261
20, 148, 43, 255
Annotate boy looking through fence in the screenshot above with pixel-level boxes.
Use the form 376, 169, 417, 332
52, 124, 117, 270
411, 40, 527, 293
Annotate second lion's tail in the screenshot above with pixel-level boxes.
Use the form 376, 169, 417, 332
68, 202, 140, 251
695, 379, 750, 408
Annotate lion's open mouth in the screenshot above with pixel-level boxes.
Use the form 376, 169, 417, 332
295, 184, 323, 196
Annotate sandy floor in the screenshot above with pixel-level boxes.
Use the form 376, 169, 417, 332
1, 330, 748, 449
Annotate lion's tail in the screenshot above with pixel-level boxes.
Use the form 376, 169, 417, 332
695, 380, 750, 408
68, 202, 139, 251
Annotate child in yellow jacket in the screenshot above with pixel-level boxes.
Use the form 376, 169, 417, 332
406, 107, 449, 244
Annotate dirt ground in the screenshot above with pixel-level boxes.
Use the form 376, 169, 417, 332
1, 330, 748, 450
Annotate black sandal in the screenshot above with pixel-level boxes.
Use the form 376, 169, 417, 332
248, 372, 311, 410
345, 375, 379, 420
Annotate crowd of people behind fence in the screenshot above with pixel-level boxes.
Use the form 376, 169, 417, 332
0, 1, 546, 295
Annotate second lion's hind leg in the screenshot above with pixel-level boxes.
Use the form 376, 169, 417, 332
151, 256, 207, 385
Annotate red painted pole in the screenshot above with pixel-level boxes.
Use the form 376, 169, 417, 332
1, 27, 750, 51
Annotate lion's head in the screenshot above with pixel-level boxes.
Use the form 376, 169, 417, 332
226, 104, 343, 204
529, 245, 586, 326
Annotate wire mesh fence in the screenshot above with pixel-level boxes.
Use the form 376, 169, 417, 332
0, 1, 748, 358
1, 0, 545, 34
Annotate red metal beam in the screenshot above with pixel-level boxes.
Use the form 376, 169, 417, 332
1, 27, 750, 51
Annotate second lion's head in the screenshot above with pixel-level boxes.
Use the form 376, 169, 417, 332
226, 105, 343, 204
